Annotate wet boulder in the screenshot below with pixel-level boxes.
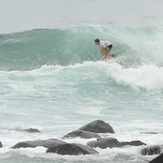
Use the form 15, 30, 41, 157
149, 153, 163, 163
140, 132, 160, 134
11, 138, 66, 149
46, 143, 99, 155
141, 145, 161, 155
0, 141, 2, 148
120, 140, 146, 146
87, 137, 121, 149
13, 127, 41, 133
63, 130, 101, 139
24, 128, 41, 133
79, 120, 115, 133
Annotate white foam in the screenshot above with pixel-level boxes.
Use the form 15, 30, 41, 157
95, 61, 163, 91
27, 61, 163, 91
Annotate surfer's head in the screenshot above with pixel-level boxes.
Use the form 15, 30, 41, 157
95, 39, 100, 45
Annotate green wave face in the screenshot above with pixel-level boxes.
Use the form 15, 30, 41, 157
0, 25, 163, 71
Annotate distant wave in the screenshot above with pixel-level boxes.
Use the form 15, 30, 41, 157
0, 25, 163, 71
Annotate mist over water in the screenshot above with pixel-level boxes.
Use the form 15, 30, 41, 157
0, 0, 163, 163
1, 0, 163, 33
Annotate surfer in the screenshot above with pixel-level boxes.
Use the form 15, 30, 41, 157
95, 39, 115, 60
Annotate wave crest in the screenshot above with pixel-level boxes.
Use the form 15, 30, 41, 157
0, 25, 163, 71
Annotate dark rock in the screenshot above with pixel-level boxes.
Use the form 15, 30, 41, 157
141, 145, 161, 155
149, 153, 163, 163
46, 143, 99, 155
63, 130, 101, 139
120, 140, 146, 146
24, 128, 41, 133
140, 132, 160, 134
79, 120, 115, 133
87, 137, 121, 149
87, 138, 146, 149
0, 141, 2, 148
13, 128, 41, 133
11, 138, 66, 149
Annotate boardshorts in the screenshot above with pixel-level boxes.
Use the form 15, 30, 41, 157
107, 44, 113, 51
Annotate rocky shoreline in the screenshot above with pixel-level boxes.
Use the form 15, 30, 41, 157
0, 120, 162, 163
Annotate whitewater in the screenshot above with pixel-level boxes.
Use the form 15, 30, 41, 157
0, 0, 163, 163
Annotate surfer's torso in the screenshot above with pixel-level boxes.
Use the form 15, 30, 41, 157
99, 40, 112, 49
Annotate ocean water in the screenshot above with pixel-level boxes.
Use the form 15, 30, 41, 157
0, 0, 163, 163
